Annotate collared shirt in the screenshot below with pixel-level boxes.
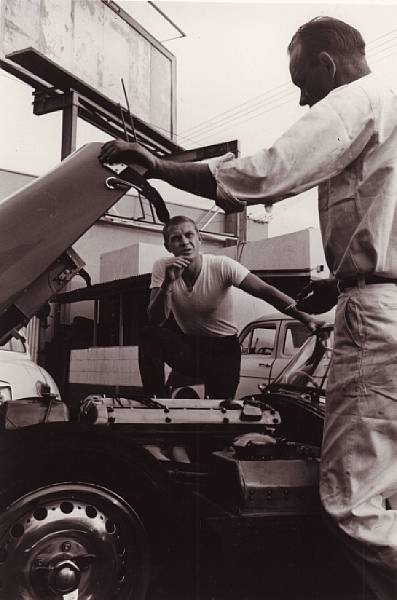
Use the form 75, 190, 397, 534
208, 75, 397, 279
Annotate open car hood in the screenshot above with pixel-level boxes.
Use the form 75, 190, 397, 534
0, 143, 128, 343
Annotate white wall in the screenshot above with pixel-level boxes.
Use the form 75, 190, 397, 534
100, 242, 169, 282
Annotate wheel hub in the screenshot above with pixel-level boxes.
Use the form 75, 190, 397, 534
48, 559, 80, 594
33, 553, 96, 595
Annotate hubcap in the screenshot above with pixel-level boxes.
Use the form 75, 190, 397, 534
0, 483, 149, 599
51, 560, 80, 593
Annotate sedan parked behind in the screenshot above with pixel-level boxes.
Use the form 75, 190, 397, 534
0, 331, 60, 401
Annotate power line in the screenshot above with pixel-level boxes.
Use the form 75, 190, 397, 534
192, 39, 397, 143
155, 35, 397, 145
192, 94, 296, 142
181, 88, 293, 138
179, 27, 397, 141
366, 28, 397, 45
368, 40, 397, 59
181, 87, 297, 140
371, 46, 397, 66
180, 81, 291, 135
144, 122, 203, 146
194, 96, 296, 143
368, 35, 397, 53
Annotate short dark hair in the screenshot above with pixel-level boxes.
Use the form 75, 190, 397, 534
163, 215, 199, 246
288, 16, 366, 62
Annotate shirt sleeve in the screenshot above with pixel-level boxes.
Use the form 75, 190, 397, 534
218, 255, 250, 286
150, 258, 166, 289
207, 82, 376, 205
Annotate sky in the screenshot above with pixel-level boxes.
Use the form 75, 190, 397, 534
1, 0, 397, 237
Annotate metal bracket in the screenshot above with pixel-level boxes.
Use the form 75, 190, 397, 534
33, 89, 78, 116
196, 205, 221, 232
105, 176, 132, 192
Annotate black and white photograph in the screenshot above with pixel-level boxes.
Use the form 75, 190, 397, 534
0, 0, 396, 598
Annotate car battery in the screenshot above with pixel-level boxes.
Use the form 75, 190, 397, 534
0, 399, 69, 429
210, 449, 320, 516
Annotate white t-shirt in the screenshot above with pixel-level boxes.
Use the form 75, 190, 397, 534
150, 253, 249, 336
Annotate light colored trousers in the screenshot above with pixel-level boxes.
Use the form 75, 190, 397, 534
320, 283, 397, 600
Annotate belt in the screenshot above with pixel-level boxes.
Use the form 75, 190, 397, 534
337, 275, 397, 292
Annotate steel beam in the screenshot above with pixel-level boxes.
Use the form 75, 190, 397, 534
61, 91, 78, 159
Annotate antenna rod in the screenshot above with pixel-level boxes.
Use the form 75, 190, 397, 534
118, 102, 130, 141
121, 77, 137, 142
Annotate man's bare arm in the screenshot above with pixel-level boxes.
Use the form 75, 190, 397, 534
239, 273, 325, 332
148, 256, 192, 325
147, 286, 173, 326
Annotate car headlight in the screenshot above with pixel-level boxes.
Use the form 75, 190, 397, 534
0, 385, 12, 402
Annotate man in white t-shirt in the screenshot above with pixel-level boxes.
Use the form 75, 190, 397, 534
139, 215, 322, 399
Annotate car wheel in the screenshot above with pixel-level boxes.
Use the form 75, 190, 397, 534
0, 482, 148, 600
0, 425, 177, 600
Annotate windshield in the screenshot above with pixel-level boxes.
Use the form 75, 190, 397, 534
274, 328, 334, 391
0, 332, 26, 354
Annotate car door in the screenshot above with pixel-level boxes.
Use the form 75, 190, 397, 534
236, 320, 279, 398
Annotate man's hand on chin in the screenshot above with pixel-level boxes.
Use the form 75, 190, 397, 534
164, 257, 191, 282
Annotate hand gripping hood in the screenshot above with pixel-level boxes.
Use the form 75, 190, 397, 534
0, 143, 129, 342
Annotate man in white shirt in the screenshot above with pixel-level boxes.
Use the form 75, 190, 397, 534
140, 215, 321, 399
100, 17, 397, 599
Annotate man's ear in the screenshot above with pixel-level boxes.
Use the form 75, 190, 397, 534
318, 51, 336, 79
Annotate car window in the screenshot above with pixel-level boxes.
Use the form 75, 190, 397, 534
0, 336, 26, 353
282, 322, 310, 357
240, 325, 277, 356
